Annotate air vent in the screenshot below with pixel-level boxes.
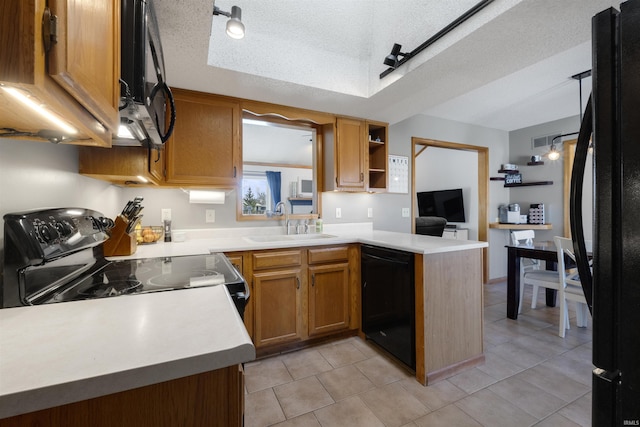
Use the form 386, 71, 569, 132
531, 133, 560, 150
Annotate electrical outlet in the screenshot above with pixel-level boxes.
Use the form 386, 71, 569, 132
335, 207, 342, 218
402, 207, 410, 218
161, 209, 172, 221
367, 207, 373, 218
205, 209, 216, 223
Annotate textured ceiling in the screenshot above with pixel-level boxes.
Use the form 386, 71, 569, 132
154, 0, 621, 131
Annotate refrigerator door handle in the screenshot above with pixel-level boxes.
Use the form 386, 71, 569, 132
569, 95, 594, 314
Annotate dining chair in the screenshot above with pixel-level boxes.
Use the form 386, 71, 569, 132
554, 236, 591, 337
511, 230, 559, 313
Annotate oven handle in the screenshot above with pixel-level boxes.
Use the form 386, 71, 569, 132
237, 279, 250, 302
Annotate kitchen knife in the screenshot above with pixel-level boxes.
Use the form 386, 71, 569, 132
121, 201, 133, 217
126, 215, 143, 234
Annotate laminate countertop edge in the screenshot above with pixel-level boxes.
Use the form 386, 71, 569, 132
0, 286, 255, 419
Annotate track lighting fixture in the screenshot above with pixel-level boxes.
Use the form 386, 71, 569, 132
547, 144, 560, 161
384, 43, 409, 68
213, 3, 245, 39
380, 0, 494, 78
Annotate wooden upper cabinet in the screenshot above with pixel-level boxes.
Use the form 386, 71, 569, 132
322, 117, 367, 191
165, 89, 241, 186
336, 118, 366, 190
48, 0, 120, 133
78, 146, 165, 186
0, 0, 119, 146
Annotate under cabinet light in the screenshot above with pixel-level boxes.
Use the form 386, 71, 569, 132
2, 86, 78, 135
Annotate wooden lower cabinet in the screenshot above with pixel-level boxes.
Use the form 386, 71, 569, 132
0, 364, 244, 427
253, 268, 304, 347
246, 245, 357, 353
308, 262, 349, 336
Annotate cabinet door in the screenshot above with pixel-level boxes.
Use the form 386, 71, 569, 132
78, 146, 163, 185
148, 146, 165, 183
165, 89, 241, 186
253, 269, 304, 347
335, 118, 366, 190
308, 263, 349, 336
49, 0, 120, 133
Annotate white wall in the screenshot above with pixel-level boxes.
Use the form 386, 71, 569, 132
0, 138, 121, 275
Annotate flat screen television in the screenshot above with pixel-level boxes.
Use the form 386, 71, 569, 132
417, 188, 466, 223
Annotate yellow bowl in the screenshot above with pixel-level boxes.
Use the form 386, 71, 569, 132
136, 226, 164, 244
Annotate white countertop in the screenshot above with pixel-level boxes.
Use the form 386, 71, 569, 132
113, 224, 488, 260
0, 286, 254, 419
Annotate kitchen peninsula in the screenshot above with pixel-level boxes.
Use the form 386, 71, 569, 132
119, 223, 488, 385
0, 225, 486, 424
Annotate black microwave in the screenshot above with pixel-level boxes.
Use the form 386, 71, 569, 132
116, 0, 175, 147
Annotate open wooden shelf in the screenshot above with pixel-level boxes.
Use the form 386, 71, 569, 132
498, 169, 520, 174
489, 223, 552, 230
504, 181, 553, 187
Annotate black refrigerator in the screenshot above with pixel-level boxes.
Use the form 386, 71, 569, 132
570, 1, 640, 425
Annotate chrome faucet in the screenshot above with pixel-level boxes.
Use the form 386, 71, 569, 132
274, 201, 291, 234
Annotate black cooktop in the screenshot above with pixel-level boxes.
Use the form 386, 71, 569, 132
46, 254, 243, 303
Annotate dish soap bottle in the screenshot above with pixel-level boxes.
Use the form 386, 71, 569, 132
316, 216, 323, 233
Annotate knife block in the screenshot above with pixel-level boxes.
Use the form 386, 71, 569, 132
103, 216, 137, 256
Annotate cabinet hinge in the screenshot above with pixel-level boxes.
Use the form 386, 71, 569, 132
42, 8, 58, 53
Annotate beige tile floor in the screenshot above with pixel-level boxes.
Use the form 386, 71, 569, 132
244, 280, 593, 427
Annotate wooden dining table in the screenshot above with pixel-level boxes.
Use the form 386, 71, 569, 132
506, 241, 558, 320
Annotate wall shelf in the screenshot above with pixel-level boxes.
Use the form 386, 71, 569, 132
489, 223, 552, 230
288, 197, 312, 206
498, 169, 520, 174
504, 181, 553, 188
527, 161, 545, 166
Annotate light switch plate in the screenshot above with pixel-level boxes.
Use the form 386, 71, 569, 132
401, 207, 410, 218
367, 207, 373, 218
205, 209, 215, 223
161, 209, 172, 221
335, 207, 342, 218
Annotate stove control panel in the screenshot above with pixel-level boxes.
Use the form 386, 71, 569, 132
3, 208, 111, 264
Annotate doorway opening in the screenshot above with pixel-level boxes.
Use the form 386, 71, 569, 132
412, 137, 489, 283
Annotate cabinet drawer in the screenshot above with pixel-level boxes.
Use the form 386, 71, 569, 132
225, 253, 244, 275
252, 250, 302, 270
308, 246, 349, 265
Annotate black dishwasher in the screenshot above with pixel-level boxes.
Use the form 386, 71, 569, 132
361, 245, 415, 370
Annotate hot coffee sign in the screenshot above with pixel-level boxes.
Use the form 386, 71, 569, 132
504, 173, 523, 185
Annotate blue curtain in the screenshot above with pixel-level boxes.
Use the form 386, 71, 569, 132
266, 171, 281, 211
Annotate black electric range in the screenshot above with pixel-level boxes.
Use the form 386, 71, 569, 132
1, 208, 248, 318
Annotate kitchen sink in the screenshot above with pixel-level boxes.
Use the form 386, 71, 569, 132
244, 234, 336, 243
